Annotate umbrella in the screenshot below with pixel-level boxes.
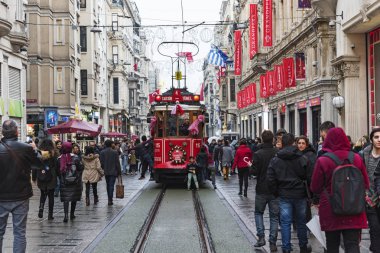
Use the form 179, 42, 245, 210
131, 134, 139, 141
207, 136, 220, 144
101, 132, 128, 138
47, 119, 102, 137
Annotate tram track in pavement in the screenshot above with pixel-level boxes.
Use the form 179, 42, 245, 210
131, 187, 216, 253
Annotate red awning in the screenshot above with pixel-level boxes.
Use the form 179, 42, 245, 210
47, 119, 102, 136
100, 132, 128, 138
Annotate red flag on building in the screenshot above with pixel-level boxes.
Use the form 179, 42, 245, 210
245, 86, 251, 106
249, 4, 258, 59
133, 63, 138, 71
263, 0, 273, 47
237, 91, 242, 109
283, 57, 296, 88
295, 52, 306, 80
274, 65, 285, 91
149, 89, 160, 103
260, 74, 269, 98
234, 30, 242, 75
250, 83, 257, 104
267, 70, 277, 96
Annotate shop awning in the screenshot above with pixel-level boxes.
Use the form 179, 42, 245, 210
47, 119, 102, 136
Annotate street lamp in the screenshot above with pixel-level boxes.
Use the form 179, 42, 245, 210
332, 96, 345, 115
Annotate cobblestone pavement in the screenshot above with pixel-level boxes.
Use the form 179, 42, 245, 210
2, 174, 149, 253
214, 173, 371, 253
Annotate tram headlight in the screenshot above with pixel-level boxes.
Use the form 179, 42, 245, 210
155, 95, 162, 102
193, 95, 200, 102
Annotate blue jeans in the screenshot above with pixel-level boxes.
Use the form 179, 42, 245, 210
255, 194, 279, 244
279, 197, 308, 251
105, 175, 117, 200
121, 155, 128, 174
0, 199, 29, 253
187, 173, 199, 189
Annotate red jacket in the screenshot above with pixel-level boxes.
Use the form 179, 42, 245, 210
232, 144, 252, 170
310, 128, 369, 231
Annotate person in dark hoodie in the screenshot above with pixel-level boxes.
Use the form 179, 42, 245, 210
249, 130, 278, 251
196, 146, 208, 182
267, 133, 312, 253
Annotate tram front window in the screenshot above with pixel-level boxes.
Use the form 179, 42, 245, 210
167, 114, 177, 136
156, 111, 164, 137
179, 113, 190, 136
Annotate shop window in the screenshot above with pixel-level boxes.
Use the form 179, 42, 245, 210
289, 110, 295, 134
113, 78, 119, 104
80, 70, 88, 96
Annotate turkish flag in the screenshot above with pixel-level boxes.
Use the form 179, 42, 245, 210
263, 0, 273, 47
149, 89, 160, 103
260, 74, 269, 98
267, 70, 277, 96
283, 58, 296, 88
249, 4, 258, 59
274, 65, 285, 91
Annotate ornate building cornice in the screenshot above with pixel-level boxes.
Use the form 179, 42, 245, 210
331, 55, 360, 78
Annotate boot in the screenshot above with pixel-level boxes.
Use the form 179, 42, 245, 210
86, 197, 90, 206
300, 245, 312, 253
108, 198, 113, 206
48, 213, 54, 220
254, 236, 266, 247
38, 202, 44, 218
269, 243, 277, 252
63, 202, 69, 222
48, 191, 54, 220
94, 195, 99, 204
93, 185, 99, 204
70, 201, 77, 220
244, 189, 248, 197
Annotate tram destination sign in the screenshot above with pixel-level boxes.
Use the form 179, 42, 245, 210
161, 95, 197, 102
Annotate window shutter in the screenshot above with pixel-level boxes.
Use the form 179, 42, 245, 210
9, 67, 21, 100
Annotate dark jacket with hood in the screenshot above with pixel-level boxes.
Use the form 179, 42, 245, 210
267, 145, 311, 199
58, 154, 83, 202
311, 128, 369, 231
252, 143, 277, 195
299, 145, 317, 172
0, 137, 43, 201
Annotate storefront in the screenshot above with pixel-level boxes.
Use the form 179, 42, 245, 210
369, 27, 380, 127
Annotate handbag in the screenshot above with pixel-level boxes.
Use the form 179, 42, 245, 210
115, 175, 124, 199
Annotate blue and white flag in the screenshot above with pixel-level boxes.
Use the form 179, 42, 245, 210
207, 48, 228, 67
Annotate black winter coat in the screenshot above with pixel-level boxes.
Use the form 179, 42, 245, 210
0, 137, 43, 201
252, 143, 277, 195
58, 154, 83, 202
196, 151, 208, 169
32, 152, 59, 191
267, 146, 311, 199
100, 147, 121, 176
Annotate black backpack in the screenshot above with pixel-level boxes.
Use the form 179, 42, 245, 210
63, 160, 80, 185
37, 164, 53, 183
323, 152, 366, 215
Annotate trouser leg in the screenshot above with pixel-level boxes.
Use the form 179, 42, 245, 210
342, 229, 361, 253
325, 230, 340, 253
12, 200, 29, 253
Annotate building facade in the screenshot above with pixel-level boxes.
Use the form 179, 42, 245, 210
26, 0, 81, 138
229, 0, 338, 145
0, 0, 28, 140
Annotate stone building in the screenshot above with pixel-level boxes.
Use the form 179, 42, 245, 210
232, 0, 338, 144
26, 0, 81, 138
325, 0, 380, 140
0, 0, 28, 140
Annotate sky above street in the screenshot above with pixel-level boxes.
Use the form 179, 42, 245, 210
135, 0, 223, 93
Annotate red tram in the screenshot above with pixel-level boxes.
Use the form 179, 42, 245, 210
149, 88, 207, 183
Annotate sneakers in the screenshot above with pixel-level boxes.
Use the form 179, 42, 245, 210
254, 236, 265, 247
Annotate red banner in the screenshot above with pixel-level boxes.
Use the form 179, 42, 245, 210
249, 4, 258, 59
245, 86, 251, 105
234, 30, 242, 75
250, 83, 257, 104
267, 70, 276, 96
295, 53, 306, 80
242, 87, 247, 108
237, 91, 242, 109
310, 97, 321, 106
283, 57, 296, 88
260, 74, 268, 98
263, 0, 273, 47
274, 65, 285, 92
149, 89, 160, 103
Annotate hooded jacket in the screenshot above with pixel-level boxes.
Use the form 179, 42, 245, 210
82, 154, 104, 183
267, 145, 311, 199
252, 143, 277, 194
311, 128, 369, 231
232, 144, 253, 170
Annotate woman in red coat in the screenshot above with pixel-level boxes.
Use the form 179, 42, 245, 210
311, 127, 369, 253
232, 138, 253, 197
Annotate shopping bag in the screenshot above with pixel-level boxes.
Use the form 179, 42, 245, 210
116, 176, 124, 199
306, 215, 326, 249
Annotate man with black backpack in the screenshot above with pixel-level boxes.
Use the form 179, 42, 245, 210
311, 127, 369, 253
